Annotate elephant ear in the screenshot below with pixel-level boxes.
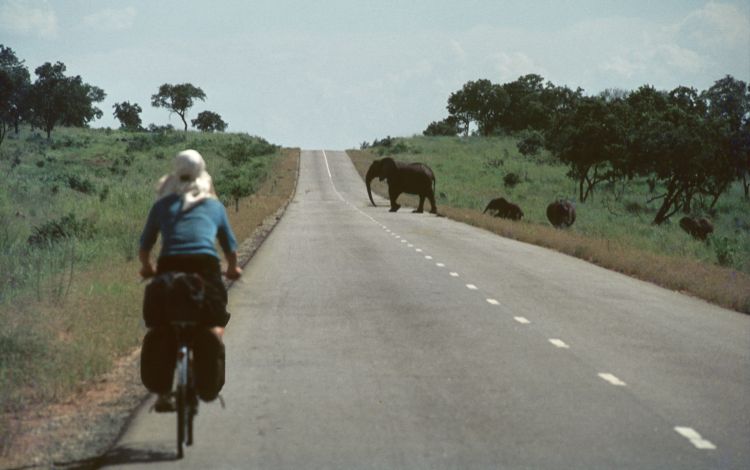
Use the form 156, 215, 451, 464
380, 157, 396, 175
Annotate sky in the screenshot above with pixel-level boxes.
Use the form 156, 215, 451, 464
1, 0, 749, 149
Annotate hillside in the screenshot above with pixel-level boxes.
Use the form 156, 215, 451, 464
349, 135, 750, 313
0, 126, 298, 446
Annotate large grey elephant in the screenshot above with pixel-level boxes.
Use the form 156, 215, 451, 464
366, 157, 437, 213
546, 199, 576, 228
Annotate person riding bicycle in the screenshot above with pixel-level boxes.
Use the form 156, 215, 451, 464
139, 149, 241, 411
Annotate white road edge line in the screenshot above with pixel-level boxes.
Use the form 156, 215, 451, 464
674, 427, 717, 450
548, 339, 570, 349
514, 316, 530, 324
598, 373, 626, 386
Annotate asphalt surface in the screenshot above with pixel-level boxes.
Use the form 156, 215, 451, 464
103, 150, 750, 469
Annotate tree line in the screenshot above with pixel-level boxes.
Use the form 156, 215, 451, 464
424, 73, 749, 224
0, 44, 228, 145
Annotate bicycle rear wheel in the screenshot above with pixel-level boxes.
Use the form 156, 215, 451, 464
176, 349, 189, 459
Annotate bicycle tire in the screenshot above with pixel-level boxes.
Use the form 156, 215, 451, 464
176, 383, 185, 459
186, 353, 195, 446
176, 348, 189, 459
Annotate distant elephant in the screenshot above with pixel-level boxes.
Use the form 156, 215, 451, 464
546, 200, 576, 228
679, 216, 713, 241
366, 157, 437, 213
483, 197, 523, 220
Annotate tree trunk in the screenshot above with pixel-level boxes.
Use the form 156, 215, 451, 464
653, 182, 683, 224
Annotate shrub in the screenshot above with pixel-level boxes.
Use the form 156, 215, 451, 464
64, 175, 96, 194
222, 137, 277, 165
27, 213, 97, 246
712, 236, 737, 267
503, 172, 521, 188
517, 130, 544, 157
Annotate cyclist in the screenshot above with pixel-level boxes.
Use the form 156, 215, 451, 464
139, 149, 241, 411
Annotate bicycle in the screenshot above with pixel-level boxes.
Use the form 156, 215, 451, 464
171, 320, 199, 459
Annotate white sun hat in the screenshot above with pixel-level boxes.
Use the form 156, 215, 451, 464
156, 149, 217, 211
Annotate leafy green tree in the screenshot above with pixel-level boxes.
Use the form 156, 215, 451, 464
191, 110, 227, 132
0, 69, 12, 146
0, 45, 31, 135
702, 75, 750, 198
499, 74, 546, 131
151, 83, 205, 131
26, 62, 106, 139
112, 101, 143, 130
447, 79, 509, 136
423, 116, 459, 136
546, 96, 627, 201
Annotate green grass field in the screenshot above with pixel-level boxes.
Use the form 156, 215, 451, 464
0, 126, 287, 420
350, 135, 750, 313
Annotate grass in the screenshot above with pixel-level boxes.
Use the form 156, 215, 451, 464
349, 135, 750, 314
0, 126, 299, 452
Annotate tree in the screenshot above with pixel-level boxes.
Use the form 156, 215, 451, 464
423, 116, 459, 136
191, 110, 227, 132
25, 62, 106, 139
151, 83, 205, 131
545, 96, 628, 201
113, 101, 143, 130
499, 74, 546, 131
702, 75, 750, 198
0, 45, 31, 135
0, 69, 12, 146
447, 79, 509, 136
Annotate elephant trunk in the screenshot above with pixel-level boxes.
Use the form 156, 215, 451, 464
365, 164, 377, 206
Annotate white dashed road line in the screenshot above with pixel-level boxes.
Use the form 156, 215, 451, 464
425, 255, 433, 260
598, 373, 627, 386
436, 263, 445, 267
449, 272, 459, 277
674, 427, 717, 450
548, 339, 570, 349
415, 248, 423, 253
486, 298, 499, 305
466, 284, 478, 290
514, 316, 530, 324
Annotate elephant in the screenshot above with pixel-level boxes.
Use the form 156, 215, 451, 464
679, 216, 713, 241
483, 197, 523, 220
366, 157, 437, 213
546, 199, 576, 228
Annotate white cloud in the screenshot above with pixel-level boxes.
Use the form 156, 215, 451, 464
0, 0, 57, 39
677, 1, 750, 48
83, 7, 137, 32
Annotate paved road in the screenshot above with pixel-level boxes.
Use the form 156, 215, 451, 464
105, 150, 749, 469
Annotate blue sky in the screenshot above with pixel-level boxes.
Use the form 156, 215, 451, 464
1, 0, 748, 149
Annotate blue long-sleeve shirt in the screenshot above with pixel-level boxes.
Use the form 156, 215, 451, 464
140, 195, 238, 259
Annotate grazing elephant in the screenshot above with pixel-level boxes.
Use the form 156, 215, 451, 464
546, 200, 576, 228
483, 197, 523, 220
679, 216, 713, 241
366, 157, 437, 213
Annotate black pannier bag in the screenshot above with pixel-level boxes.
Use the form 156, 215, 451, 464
142, 271, 205, 327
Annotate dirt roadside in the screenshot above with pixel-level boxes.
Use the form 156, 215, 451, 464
0, 149, 300, 470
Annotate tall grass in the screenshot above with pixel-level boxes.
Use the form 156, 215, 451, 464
349, 135, 750, 313
0, 126, 289, 426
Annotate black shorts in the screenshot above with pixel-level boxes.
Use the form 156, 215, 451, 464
157, 254, 231, 327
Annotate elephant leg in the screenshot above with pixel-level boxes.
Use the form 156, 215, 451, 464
428, 192, 437, 214
413, 195, 425, 213
389, 188, 401, 212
